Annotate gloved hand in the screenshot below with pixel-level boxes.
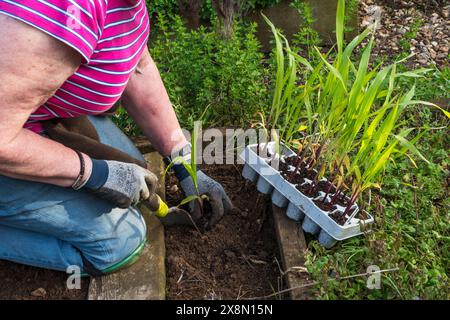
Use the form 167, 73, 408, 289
179, 170, 233, 227
82, 158, 158, 209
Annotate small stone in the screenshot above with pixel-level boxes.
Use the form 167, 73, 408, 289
170, 184, 179, 193
442, 9, 449, 18
431, 13, 439, 24
418, 59, 428, 65
429, 48, 437, 59
31, 288, 46, 298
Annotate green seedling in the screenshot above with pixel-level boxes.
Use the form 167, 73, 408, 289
164, 121, 208, 214
263, 0, 449, 223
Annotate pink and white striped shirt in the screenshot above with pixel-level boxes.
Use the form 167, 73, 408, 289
0, 0, 150, 133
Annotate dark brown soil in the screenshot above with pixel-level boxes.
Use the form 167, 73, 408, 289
312, 199, 336, 212
316, 180, 337, 194
0, 261, 88, 300
328, 211, 347, 225
328, 207, 358, 225
282, 172, 305, 185
282, 155, 301, 167
164, 164, 282, 300
280, 163, 306, 185
281, 155, 323, 181
297, 183, 320, 199
304, 169, 317, 180
333, 194, 350, 207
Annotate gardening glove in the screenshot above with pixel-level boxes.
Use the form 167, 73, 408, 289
79, 158, 158, 209
179, 170, 234, 227
165, 143, 233, 227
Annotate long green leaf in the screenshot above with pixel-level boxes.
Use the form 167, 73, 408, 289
336, 0, 345, 55
393, 134, 430, 164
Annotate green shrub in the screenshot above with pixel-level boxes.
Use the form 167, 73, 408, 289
145, 0, 179, 17
291, 0, 321, 50
149, 14, 269, 128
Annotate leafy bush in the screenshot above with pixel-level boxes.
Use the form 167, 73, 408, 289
145, 0, 280, 26
146, 0, 179, 18
149, 14, 269, 128
291, 0, 321, 50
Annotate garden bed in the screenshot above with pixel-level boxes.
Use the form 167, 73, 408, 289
0, 261, 88, 300
0, 164, 285, 300
164, 164, 283, 300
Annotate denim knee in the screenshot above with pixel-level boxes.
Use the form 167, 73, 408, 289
81, 207, 147, 271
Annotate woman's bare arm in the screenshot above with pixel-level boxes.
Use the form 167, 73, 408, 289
122, 50, 188, 156
0, 15, 92, 187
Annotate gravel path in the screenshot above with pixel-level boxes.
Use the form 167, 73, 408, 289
359, 0, 449, 68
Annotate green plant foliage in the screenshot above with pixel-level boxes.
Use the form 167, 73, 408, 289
262, 0, 447, 217
397, 66, 449, 101
398, 17, 424, 59
291, 0, 321, 50
114, 1, 449, 300
149, 14, 269, 129
145, 0, 179, 17
112, 106, 142, 136
306, 125, 449, 299
262, 0, 449, 299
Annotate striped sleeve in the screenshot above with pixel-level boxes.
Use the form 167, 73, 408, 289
0, 0, 106, 62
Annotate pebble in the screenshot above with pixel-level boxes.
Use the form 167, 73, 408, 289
443, 9, 449, 18
30, 288, 47, 298
429, 48, 437, 59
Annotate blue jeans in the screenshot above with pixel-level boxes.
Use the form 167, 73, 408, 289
0, 116, 147, 272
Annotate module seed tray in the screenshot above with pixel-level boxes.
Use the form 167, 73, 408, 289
239, 142, 374, 248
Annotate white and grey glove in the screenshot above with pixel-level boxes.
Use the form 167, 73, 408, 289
165, 143, 233, 227
179, 170, 233, 227
82, 159, 158, 209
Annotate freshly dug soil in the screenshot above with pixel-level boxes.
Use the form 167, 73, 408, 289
0, 261, 88, 300
0, 165, 282, 300
165, 164, 282, 300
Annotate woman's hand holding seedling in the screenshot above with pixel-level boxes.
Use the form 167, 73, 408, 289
165, 123, 234, 228
179, 170, 233, 228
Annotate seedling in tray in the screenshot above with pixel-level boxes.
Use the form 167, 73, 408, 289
245, 0, 449, 247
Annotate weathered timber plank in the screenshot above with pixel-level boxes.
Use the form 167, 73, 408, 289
87, 152, 166, 300
131, 136, 157, 155
272, 205, 311, 300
